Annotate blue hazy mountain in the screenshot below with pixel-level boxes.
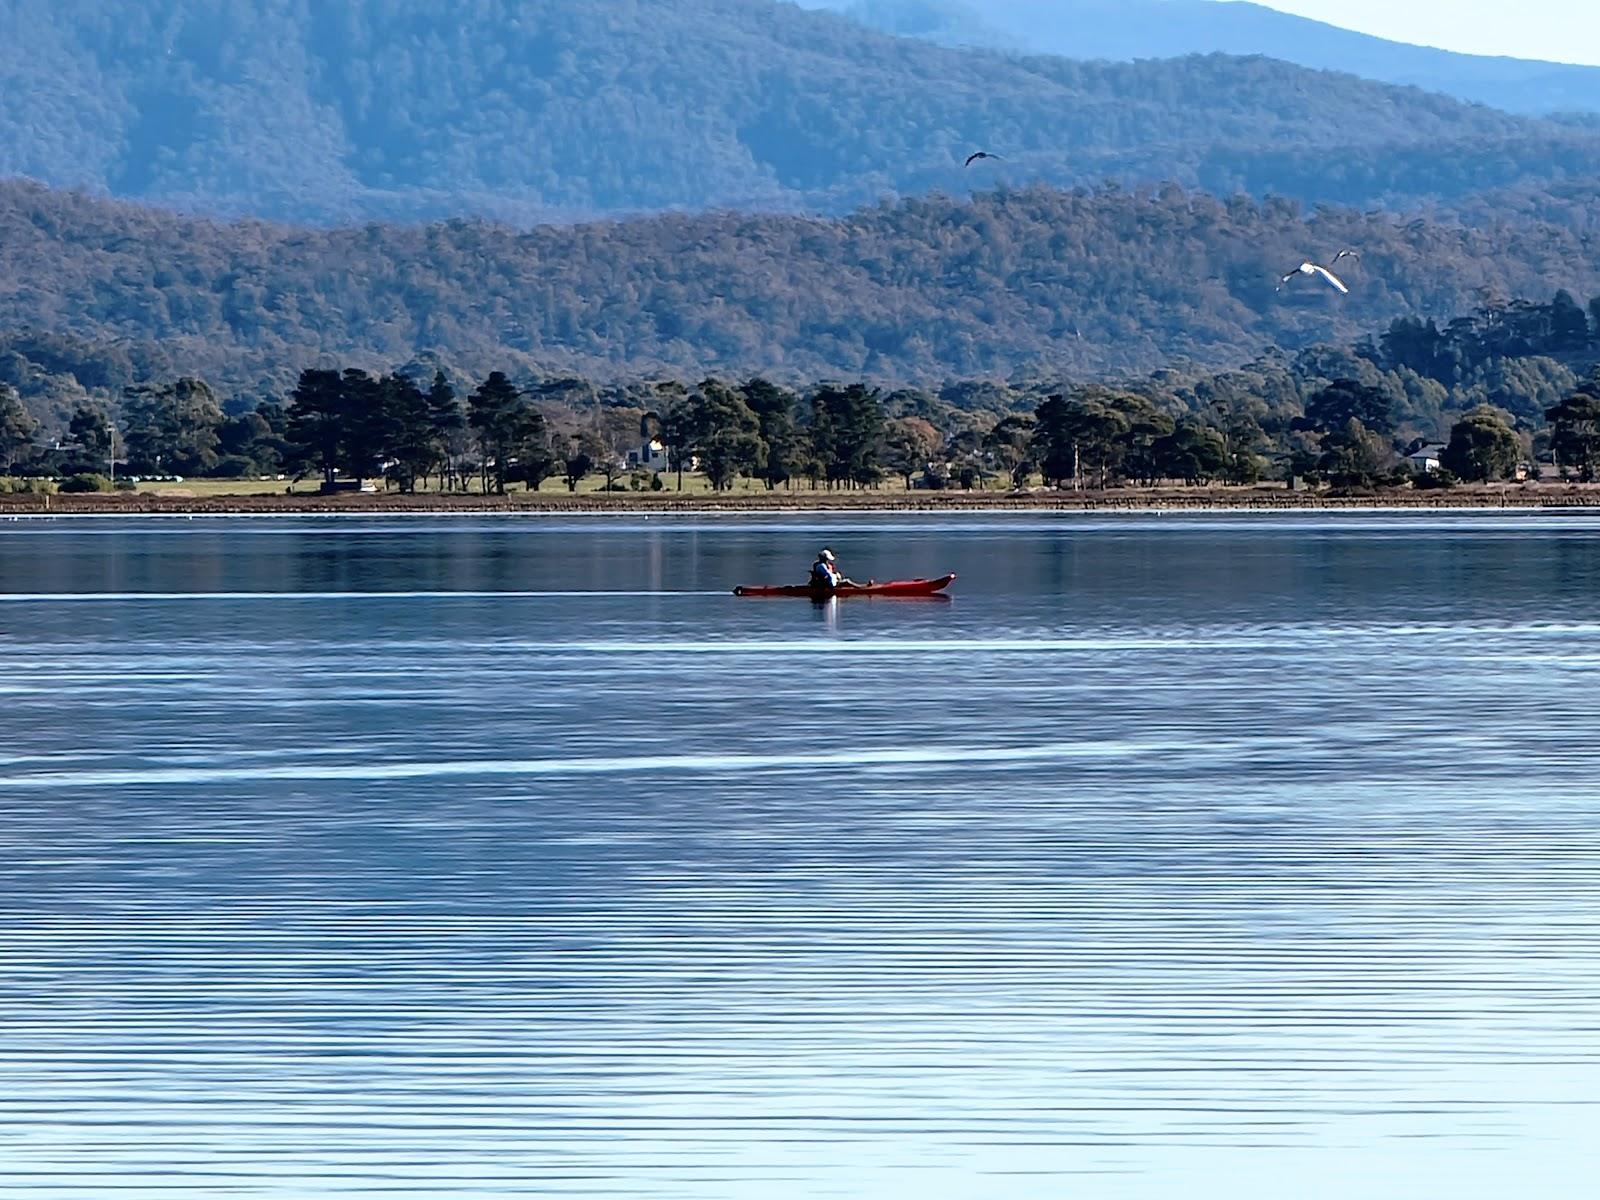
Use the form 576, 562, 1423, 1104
0, 0, 1594, 224
802, 0, 1600, 114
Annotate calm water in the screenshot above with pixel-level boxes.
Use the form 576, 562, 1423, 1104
2, 513, 1598, 1199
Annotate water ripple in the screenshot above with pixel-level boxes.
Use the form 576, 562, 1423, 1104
2, 515, 1600, 1199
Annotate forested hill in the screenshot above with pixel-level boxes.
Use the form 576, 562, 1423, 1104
6, 179, 1600, 405
0, 0, 1596, 223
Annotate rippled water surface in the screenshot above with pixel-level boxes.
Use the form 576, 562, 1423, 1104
2, 513, 1599, 1198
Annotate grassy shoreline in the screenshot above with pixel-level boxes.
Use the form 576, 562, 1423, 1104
4, 483, 1600, 515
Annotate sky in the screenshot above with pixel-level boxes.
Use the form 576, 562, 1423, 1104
1228, 0, 1600, 66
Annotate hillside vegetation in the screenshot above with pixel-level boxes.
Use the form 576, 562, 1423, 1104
5, 179, 1600, 409
1, 0, 1597, 221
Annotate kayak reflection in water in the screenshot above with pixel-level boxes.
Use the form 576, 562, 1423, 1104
810, 547, 863, 593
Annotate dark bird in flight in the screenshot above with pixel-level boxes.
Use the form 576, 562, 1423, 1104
964, 151, 1003, 167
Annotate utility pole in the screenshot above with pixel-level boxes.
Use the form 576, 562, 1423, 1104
108, 421, 118, 486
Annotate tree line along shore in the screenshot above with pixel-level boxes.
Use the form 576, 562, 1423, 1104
5, 294, 1600, 502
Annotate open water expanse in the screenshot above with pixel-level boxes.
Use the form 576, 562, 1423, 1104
2, 512, 1599, 1199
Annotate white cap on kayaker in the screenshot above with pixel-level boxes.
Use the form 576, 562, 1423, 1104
819, 548, 835, 562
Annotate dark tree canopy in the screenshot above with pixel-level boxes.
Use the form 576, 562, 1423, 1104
287, 370, 347, 485
810, 385, 886, 487
1546, 375, 1600, 482
1441, 406, 1522, 482
468, 372, 539, 495
1303, 379, 1396, 436
121, 379, 222, 476
0, 385, 40, 472
1317, 418, 1392, 488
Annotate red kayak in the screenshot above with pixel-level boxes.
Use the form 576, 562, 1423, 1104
734, 573, 956, 598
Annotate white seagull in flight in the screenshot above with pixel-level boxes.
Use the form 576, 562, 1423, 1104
1280, 250, 1359, 294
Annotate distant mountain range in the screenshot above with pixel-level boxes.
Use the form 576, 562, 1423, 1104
801, 0, 1600, 115
0, 0, 1597, 223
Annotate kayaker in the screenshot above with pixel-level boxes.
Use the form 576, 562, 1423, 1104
810, 548, 859, 592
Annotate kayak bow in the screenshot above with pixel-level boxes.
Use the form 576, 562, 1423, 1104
733, 573, 956, 598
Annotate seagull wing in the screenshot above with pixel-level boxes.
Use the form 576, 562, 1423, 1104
965, 152, 982, 167
1309, 264, 1350, 294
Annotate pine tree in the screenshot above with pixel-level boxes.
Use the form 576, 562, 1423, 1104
426, 371, 464, 490
383, 374, 434, 492
809, 384, 884, 488
287, 369, 346, 487
338, 370, 393, 485
740, 378, 801, 489
467, 371, 524, 494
